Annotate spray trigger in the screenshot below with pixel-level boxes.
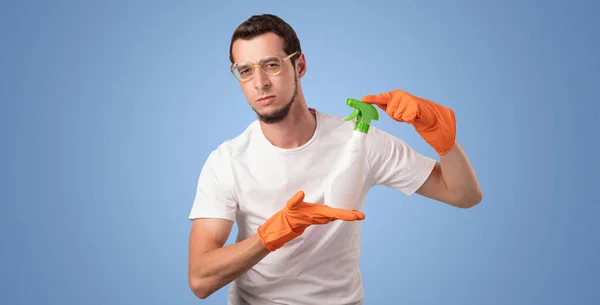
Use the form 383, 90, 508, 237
345, 108, 361, 122
343, 98, 379, 133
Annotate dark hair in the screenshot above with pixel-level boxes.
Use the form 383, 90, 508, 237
229, 14, 301, 66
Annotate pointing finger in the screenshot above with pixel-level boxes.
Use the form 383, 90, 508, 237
322, 207, 366, 221
362, 93, 389, 105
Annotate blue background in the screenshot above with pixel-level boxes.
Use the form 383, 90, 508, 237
1, 0, 598, 304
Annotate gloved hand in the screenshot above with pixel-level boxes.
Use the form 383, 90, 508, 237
257, 190, 365, 251
362, 89, 456, 155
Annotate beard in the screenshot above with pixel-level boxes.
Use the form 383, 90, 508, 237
252, 77, 298, 124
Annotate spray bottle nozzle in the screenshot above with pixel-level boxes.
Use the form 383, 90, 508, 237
344, 98, 379, 133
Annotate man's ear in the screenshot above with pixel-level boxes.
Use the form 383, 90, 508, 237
296, 53, 307, 78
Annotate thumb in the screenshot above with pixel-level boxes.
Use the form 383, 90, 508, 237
286, 190, 305, 209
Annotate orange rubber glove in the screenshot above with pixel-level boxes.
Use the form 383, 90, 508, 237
257, 190, 365, 252
362, 89, 456, 155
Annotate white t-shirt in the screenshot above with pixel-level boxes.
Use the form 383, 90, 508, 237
189, 108, 436, 305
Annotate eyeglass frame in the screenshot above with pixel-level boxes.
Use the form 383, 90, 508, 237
229, 51, 299, 81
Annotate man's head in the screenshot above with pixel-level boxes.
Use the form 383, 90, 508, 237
229, 14, 306, 124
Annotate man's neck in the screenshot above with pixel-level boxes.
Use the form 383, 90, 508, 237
259, 105, 317, 149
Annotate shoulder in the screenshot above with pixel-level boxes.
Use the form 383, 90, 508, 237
364, 124, 418, 163
314, 109, 357, 136
315, 110, 348, 125
206, 120, 260, 162
196, 121, 261, 194
367, 124, 407, 146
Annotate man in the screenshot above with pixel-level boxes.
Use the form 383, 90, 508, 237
188, 14, 482, 305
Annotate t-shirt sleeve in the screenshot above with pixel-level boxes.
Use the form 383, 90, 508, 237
366, 126, 437, 196
188, 149, 238, 221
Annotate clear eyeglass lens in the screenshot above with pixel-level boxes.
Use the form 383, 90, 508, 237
234, 56, 283, 80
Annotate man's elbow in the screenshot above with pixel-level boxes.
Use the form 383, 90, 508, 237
189, 276, 213, 299
455, 189, 483, 209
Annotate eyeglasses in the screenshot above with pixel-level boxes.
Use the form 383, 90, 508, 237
230, 51, 299, 81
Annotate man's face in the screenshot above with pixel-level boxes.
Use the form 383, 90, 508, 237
231, 33, 301, 124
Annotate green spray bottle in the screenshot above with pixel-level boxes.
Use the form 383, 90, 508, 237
324, 98, 379, 210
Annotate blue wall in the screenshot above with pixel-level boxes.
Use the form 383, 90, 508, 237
1, 1, 598, 304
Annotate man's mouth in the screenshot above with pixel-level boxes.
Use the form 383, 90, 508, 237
256, 95, 276, 105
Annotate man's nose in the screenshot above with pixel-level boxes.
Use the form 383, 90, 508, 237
252, 67, 271, 89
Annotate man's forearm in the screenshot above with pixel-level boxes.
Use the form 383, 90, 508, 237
189, 233, 270, 299
439, 141, 482, 207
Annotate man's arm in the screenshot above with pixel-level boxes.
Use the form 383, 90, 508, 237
416, 142, 482, 208
188, 218, 270, 299
187, 191, 367, 299
361, 89, 482, 208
